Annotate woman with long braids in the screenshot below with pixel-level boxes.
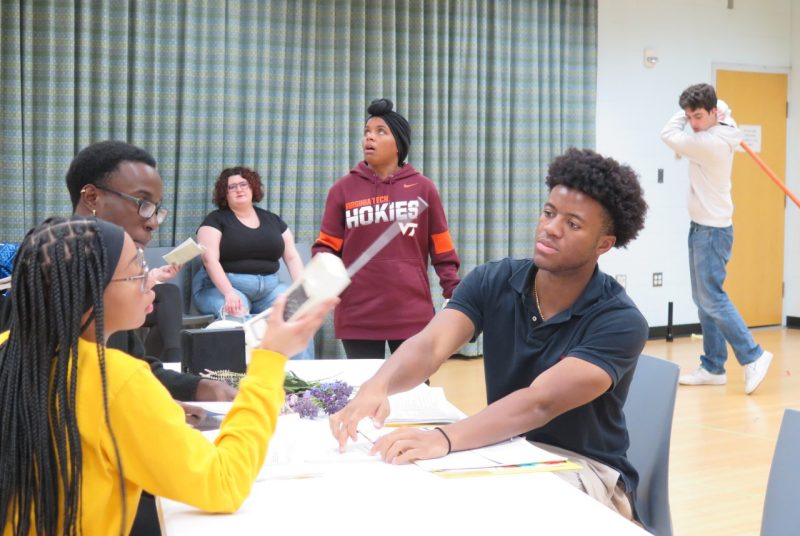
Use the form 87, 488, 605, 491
0, 217, 335, 535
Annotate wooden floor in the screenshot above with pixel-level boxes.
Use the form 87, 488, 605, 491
429, 327, 800, 536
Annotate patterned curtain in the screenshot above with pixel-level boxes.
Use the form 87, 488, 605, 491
0, 0, 596, 357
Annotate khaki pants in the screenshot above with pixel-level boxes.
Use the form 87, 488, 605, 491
532, 442, 638, 524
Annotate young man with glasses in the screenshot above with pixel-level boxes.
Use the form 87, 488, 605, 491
64, 140, 238, 536
93, 183, 169, 224
65, 140, 235, 402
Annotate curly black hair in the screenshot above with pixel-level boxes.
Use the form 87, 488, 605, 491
546, 148, 647, 248
65, 141, 157, 209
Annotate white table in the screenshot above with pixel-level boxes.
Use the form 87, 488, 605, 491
159, 360, 649, 535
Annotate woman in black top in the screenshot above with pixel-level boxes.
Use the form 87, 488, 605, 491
192, 166, 314, 359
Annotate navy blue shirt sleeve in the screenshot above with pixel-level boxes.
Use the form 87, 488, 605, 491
565, 304, 649, 387
445, 262, 487, 341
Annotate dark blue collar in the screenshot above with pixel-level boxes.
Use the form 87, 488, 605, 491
509, 260, 605, 320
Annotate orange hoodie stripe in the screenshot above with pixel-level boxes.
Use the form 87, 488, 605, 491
431, 230, 454, 254
316, 231, 343, 252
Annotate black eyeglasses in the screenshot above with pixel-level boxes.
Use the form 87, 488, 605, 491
109, 248, 150, 293
95, 185, 169, 224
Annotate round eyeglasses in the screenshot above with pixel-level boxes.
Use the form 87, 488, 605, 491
109, 248, 150, 293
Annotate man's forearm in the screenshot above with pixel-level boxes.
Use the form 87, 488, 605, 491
366, 311, 470, 395
443, 357, 613, 453
365, 333, 444, 395
442, 388, 550, 452
660, 111, 689, 151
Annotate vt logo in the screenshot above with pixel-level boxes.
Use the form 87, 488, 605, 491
399, 222, 418, 236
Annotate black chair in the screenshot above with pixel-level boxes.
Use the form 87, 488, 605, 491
275, 242, 312, 285
623, 354, 679, 536
144, 247, 214, 328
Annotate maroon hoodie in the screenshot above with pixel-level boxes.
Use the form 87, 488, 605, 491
313, 161, 460, 340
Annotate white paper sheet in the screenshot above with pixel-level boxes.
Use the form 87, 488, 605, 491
414, 437, 566, 472
385, 385, 465, 424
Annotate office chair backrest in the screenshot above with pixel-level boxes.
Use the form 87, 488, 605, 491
143, 246, 171, 270
761, 408, 800, 536
623, 354, 679, 536
276, 243, 312, 285
144, 246, 214, 326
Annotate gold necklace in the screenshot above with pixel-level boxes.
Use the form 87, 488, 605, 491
533, 281, 546, 321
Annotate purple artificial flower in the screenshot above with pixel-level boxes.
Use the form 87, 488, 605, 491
280, 392, 303, 416
310, 381, 354, 415
285, 379, 353, 419
294, 394, 320, 419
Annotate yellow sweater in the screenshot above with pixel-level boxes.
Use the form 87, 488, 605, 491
0, 332, 287, 534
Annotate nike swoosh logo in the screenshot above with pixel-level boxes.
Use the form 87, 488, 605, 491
403, 183, 418, 189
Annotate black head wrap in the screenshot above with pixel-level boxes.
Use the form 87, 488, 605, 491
12, 216, 127, 319
92, 218, 126, 288
367, 98, 411, 165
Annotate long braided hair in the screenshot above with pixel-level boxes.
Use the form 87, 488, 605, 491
0, 217, 126, 535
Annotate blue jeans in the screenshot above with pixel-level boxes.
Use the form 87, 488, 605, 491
192, 268, 315, 360
688, 223, 761, 374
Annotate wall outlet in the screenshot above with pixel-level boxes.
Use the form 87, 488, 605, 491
652, 272, 663, 287
615, 274, 627, 288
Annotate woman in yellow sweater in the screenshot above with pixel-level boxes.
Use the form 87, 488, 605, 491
0, 216, 335, 535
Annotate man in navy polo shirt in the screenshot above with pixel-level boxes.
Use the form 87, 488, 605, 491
330, 148, 650, 525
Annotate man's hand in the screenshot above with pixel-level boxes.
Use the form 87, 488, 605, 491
715, 98, 733, 124
329, 383, 391, 452
149, 264, 183, 284
195, 379, 237, 401
370, 427, 450, 464
178, 401, 208, 426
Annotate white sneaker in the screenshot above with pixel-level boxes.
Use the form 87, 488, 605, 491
679, 366, 727, 386
744, 350, 773, 395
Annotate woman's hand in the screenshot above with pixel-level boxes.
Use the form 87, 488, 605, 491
223, 291, 245, 316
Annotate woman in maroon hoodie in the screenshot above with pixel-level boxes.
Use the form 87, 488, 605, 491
313, 98, 460, 359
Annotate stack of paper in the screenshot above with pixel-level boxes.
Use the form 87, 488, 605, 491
384, 385, 465, 425
415, 437, 579, 478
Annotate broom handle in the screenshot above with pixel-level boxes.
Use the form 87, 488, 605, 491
739, 140, 800, 208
